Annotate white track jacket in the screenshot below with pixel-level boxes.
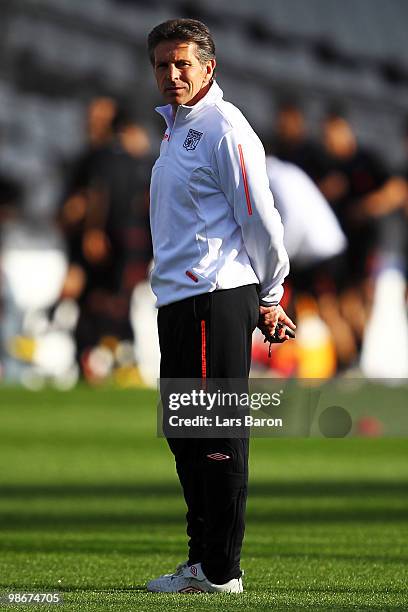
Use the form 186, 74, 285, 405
150, 81, 289, 308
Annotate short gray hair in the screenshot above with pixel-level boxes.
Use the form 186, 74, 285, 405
147, 18, 216, 66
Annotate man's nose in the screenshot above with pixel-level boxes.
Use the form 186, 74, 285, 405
167, 64, 180, 81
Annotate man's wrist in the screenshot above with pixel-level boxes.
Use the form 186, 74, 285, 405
259, 300, 279, 308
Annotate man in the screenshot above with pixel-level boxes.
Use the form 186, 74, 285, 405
146, 18, 295, 594
59, 107, 152, 374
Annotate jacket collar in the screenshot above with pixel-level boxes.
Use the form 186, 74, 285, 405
155, 81, 224, 129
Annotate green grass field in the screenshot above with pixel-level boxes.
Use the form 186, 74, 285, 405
0, 387, 407, 611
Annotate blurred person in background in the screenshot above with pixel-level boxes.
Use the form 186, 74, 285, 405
58, 96, 120, 300
317, 106, 408, 275
251, 155, 349, 377
265, 97, 323, 181
316, 106, 391, 266
265, 156, 347, 283
58, 101, 152, 384
261, 102, 363, 373
65, 96, 119, 193
312, 106, 408, 370
87, 96, 118, 148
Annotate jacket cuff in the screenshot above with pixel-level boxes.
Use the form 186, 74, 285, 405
259, 299, 279, 307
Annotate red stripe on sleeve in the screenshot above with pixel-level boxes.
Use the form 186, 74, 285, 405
238, 144, 253, 216
186, 270, 199, 283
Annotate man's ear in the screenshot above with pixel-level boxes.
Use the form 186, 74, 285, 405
205, 59, 216, 82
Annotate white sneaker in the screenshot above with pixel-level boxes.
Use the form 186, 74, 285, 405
146, 562, 243, 593
159, 560, 189, 578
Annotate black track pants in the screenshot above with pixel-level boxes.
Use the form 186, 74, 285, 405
157, 284, 259, 584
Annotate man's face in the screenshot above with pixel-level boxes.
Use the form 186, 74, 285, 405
153, 40, 215, 108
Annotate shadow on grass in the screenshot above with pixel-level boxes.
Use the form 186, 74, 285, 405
252, 550, 408, 565
1, 505, 408, 532
1, 481, 408, 532
1, 480, 408, 498
2, 538, 408, 565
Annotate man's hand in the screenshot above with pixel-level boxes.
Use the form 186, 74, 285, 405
258, 304, 296, 343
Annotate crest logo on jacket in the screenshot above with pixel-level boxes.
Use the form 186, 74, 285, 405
183, 129, 203, 150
